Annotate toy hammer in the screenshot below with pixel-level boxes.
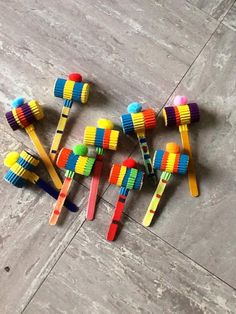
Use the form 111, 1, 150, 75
107, 158, 144, 241
83, 118, 120, 220
5, 97, 62, 189
3, 150, 78, 212
50, 73, 90, 162
163, 95, 200, 197
142, 142, 189, 227
121, 102, 156, 184
49, 144, 95, 225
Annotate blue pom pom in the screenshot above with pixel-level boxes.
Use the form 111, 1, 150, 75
12, 97, 24, 108
127, 102, 142, 113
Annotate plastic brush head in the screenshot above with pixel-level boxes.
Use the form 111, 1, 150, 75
108, 158, 144, 190
56, 144, 95, 176
5, 98, 44, 131
121, 103, 156, 134
153, 142, 189, 174
3, 150, 39, 187
84, 118, 119, 151
163, 95, 200, 127
54, 73, 90, 104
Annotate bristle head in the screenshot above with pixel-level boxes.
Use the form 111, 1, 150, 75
122, 158, 137, 169
68, 73, 82, 82
12, 97, 24, 108
73, 144, 88, 156
4, 151, 20, 168
97, 119, 114, 130
166, 142, 180, 154
127, 102, 142, 113
173, 95, 188, 106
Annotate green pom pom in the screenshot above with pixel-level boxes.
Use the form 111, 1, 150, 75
4, 151, 20, 168
97, 118, 114, 130
73, 144, 88, 156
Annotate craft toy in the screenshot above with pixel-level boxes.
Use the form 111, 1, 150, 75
121, 103, 156, 183
163, 95, 200, 197
107, 158, 144, 241
3, 150, 77, 212
49, 144, 95, 225
5, 97, 62, 189
142, 142, 189, 227
50, 73, 90, 162
83, 118, 119, 220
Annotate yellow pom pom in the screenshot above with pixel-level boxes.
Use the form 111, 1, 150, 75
4, 151, 20, 168
97, 118, 114, 130
166, 142, 180, 154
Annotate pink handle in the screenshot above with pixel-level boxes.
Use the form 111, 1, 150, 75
87, 159, 103, 221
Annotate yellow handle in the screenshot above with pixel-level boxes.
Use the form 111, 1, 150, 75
25, 125, 62, 189
179, 125, 199, 197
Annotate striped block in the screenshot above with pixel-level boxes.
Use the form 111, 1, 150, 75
84, 126, 119, 150
163, 103, 200, 127
54, 78, 90, 103
153, 150, 189, 174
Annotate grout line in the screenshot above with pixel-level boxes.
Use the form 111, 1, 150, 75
21, 217, 87, 313
100, 197, 236, 291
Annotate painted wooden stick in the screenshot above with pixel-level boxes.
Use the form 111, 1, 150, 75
50, 73, 90, 162
5, 97, 62, 189
163, 95, 200, 197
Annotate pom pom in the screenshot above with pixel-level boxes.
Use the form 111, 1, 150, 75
68, 73, 82, 82
127, 102, 142, 113
122, 158, 137, 169
166, 142, 180, 154
97, 118, 114, 130
12, 97, 24, 108
173, 95, 188, 106
4, 151, 20, 168
73, 144, 88, 156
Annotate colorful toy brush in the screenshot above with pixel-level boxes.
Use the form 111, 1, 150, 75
142, 142, 189, 227
107, 158, 144, 241
50, 73, 90, 162
49, 144, 95, 225
163, 95, 200, 197
83, 118, 120, 221
3, 150, 78, 212
5, 97, 62, 189
121, 102, 156, 183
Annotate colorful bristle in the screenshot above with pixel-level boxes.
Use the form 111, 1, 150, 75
54, 78, 90, 104
153, 150, 189, 174
108, 164, 144, 190
5, 100, 44, 130
84, 126, 119, 150
56, 148, 95, 176
121, 109, 156, 134
163, 103, 200, 127
4, 150, 39, 187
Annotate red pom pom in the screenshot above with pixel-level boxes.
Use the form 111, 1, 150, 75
68, 73, 82, 82
122, 158, 137, 169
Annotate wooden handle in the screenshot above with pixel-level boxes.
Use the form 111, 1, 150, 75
87, 158, 103, 221
142, 172, 171, 227
25, 125, 62, 189
179, 125, 199, 197
137, 133, 156, 184
106, 190, 129, 241
49, 171, 74, 225
49, 105, 72, 162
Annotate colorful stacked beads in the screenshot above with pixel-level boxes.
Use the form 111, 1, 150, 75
56, 147, 95, 176
5, 100, 44, 130
54, 77, 89, 104
4, 150, 39, 187
163, 103, 200, 127
153, 149, 189, 174
84, 126, 119, 150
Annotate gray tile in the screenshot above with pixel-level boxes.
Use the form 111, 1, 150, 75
0, 0, 218, 192
103, 23, 236, 287
223, 2, 236, 31
188, 0, 234, 20
24, 200, 236, 314
0, 129, 88, 313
